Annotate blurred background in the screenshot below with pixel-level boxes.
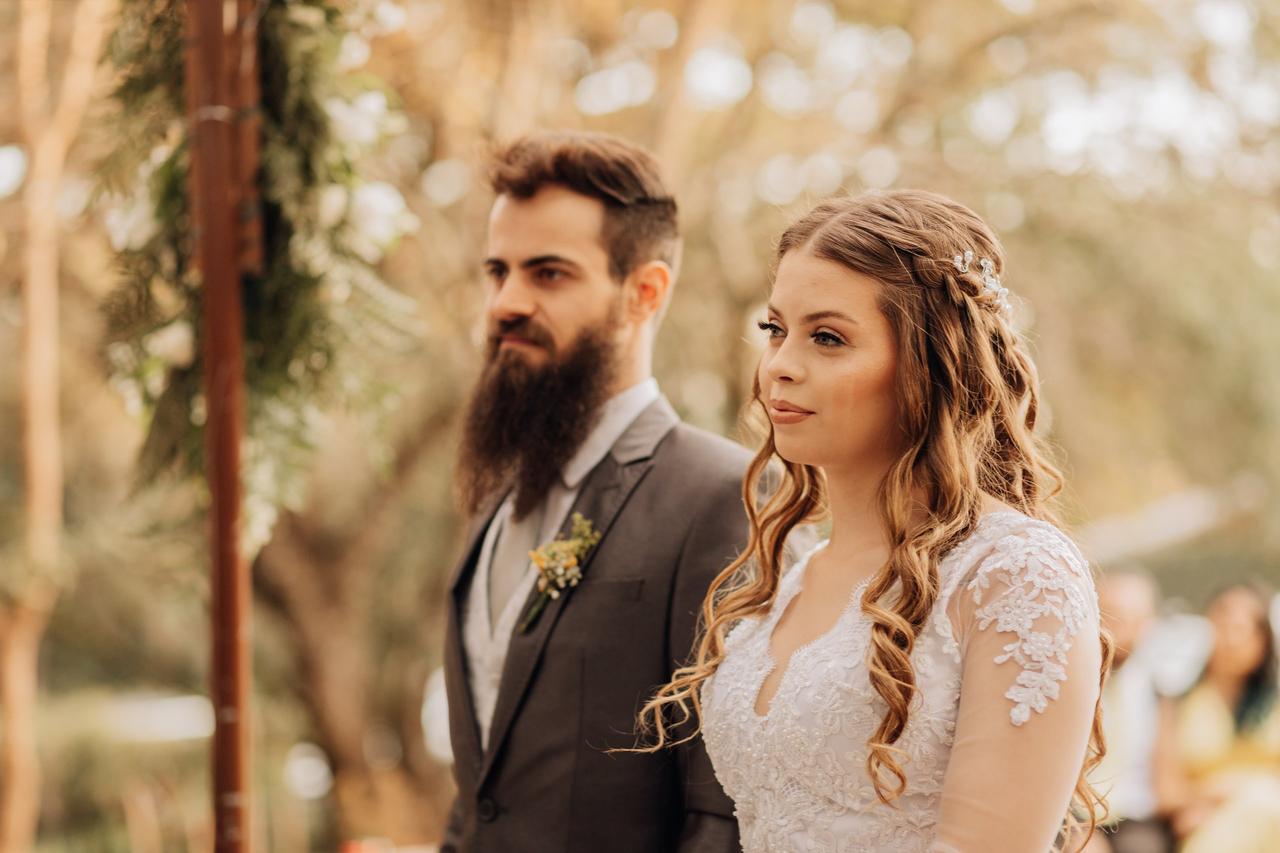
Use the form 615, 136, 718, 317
1, 0, 1278, 849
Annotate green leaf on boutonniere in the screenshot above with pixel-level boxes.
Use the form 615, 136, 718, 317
516, 512, 602, 634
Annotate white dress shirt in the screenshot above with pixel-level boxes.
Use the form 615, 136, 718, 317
462, 377, 661, 748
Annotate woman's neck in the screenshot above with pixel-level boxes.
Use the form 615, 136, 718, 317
819, 462, 1004, 575
819, 462, 906, 574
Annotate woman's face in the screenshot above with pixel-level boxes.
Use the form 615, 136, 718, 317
757, 250, 901, 473
1207, 588, 1270, 681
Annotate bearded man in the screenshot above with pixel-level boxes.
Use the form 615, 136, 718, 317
440, 131, 747, 853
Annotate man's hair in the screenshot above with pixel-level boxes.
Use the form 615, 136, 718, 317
488, 130, 680, 282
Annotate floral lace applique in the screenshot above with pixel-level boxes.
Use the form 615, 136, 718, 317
964, 525, 1095, 726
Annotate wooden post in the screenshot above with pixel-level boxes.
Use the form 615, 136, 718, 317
185, 0, 260, 848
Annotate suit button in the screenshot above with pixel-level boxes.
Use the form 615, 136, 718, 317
477, 797, 498, 822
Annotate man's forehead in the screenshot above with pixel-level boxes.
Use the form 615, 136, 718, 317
487, 187, 608, 259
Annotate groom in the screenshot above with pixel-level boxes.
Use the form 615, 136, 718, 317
440, 131, 746, 852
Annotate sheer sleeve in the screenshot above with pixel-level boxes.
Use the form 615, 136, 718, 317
931, 524, 1103, 853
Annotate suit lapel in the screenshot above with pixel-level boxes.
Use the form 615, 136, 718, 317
444, 496, 504, 775
479, 396, 679, 783
447, 496, 502, 597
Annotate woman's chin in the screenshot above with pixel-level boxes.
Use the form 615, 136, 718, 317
772, 438, 821, 468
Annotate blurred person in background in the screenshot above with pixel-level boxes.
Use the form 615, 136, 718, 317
1155, 581, 1280, 852
1087, 571, 1175, 853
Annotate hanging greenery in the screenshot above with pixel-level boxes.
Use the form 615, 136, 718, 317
99, 0, 422, 553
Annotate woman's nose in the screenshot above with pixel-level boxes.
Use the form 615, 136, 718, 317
764, 338, 804, 385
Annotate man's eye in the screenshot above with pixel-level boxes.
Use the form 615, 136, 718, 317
757, 320, 784, 338
536, 268, 566, 282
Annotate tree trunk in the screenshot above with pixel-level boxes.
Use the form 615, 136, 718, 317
6, 0, 117, 847
251, 407, 456, 843
0, 586, 56, 853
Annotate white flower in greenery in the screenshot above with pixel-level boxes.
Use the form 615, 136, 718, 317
190, 393, 207, 426
106, 342, 137, 373
421, 159, 471, 207
290, 232, 332, 276
113, 377, 144, 417
337, 33, 371, 71
316, 184, 348, 229
287, 4, 326, 28
349, 181, 418, 261
325, 91, 387, 147
148, 143, 174, 167
144, 320, 196, 368
242, 490, 280, 558
320, 275, 352, 305
241, 444, 282, 557
144, 366, 166, 397
104, 196, 160, 251
371, 1, 407, 35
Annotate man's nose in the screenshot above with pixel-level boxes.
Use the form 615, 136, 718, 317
488, 272, 537, 322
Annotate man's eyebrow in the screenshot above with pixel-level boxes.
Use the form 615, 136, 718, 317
482, 254, 583, 270
766, 305, 860, 326
520, 254, 582, 271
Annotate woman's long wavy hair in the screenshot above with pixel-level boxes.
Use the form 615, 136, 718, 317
636, 189, 1113, 849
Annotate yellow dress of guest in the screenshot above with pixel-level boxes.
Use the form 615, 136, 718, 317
1175, 682, 1280, 853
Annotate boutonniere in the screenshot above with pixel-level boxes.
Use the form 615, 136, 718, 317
517, 512, 603, 634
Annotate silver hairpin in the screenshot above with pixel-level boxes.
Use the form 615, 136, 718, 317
950, 250, 1011, 315
977, 257, 1011, 314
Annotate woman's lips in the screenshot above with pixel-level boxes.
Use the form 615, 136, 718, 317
768, 403, 814, 424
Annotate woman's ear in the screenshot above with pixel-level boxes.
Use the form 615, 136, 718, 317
625, 260, 673, 324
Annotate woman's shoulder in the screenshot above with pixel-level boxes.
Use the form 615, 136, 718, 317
940, 508, 1095, 605
950, 508, 1087, 569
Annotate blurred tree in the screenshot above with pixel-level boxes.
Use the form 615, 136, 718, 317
3, 0, 116, 849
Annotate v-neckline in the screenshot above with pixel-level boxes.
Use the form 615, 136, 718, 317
751, 542, 872, 720
749, 509, 1028, 721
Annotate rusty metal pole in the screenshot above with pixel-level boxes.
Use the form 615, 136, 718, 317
185, 0, 258, 848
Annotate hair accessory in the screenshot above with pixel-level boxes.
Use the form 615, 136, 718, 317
950, 249, 1011, 315
978, 257, 1012, 314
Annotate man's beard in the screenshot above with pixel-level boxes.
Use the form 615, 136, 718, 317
456, 312, 621, 520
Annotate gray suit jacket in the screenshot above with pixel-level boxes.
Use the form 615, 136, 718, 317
441, 396, 747, 853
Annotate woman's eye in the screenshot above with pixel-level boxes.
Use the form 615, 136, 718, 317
813, 330, 845, 347
757, 320, 785, 339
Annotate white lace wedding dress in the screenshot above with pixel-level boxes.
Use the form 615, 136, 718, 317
702, 510, 1102, 853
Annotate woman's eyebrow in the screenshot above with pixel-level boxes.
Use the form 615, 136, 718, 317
767, 305, 859, 327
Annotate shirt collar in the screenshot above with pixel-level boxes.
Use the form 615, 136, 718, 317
560, 378, 661, 490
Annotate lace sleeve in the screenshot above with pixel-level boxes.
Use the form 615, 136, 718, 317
960, 524, 1097, 725
934, 522, 1103, 851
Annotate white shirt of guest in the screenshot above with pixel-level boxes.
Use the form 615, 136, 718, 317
462, 377, 661, 749
1094, 641, 1160, 820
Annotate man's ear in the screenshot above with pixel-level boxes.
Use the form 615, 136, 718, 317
625, 260, 673, 324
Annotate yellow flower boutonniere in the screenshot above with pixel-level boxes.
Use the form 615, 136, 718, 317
517, 512, 603, 634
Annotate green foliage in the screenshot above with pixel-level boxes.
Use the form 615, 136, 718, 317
98, 0, 421, 550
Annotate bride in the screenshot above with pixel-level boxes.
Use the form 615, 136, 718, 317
638, 190, 1111, 852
